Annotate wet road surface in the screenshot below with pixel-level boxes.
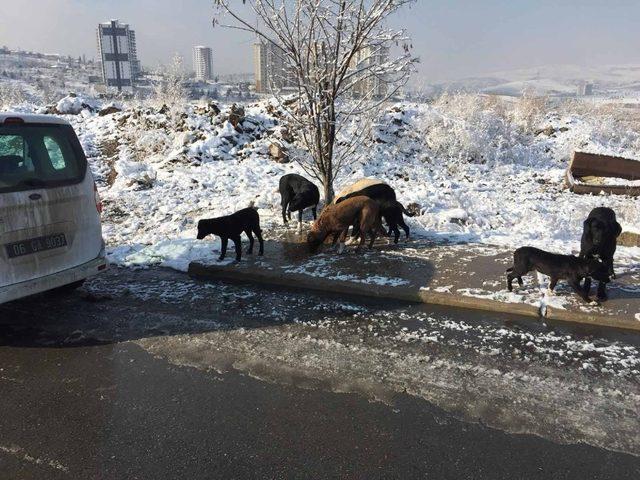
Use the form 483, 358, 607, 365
0, 267, 639, 479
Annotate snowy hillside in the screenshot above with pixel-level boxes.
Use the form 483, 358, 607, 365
4, 93, 640, 270
425, 64, 640, 99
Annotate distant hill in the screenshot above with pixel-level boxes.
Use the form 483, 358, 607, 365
418, 64, 640, 97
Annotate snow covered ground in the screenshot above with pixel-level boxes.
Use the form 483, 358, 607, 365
4, 92, 640, 274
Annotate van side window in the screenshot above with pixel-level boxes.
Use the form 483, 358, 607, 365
43, 136, 67, 170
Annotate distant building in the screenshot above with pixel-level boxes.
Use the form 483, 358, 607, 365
193, 46, 213, 81
96, 19, 140, 92
351, 45, 389, 98
577, 82, 594, 96
253, 40, 295, 94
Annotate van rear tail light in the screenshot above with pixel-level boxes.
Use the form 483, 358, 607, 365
94, 182, 103, 214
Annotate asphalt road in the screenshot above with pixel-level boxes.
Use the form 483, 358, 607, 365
0, 267, 639, 479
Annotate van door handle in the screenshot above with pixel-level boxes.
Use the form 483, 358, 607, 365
29, 193, 42, 200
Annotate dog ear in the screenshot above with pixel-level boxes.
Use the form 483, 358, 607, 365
614, 221, 622, 237
583, 218, 594, 236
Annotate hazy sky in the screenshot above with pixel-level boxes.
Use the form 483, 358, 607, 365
2, 0, 640, 82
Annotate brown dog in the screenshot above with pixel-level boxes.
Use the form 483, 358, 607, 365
307, 196, 384, 253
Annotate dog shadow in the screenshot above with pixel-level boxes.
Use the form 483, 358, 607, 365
0, 250, 435, 350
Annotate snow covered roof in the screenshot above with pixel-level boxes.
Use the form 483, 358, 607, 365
0, 112, 70, 125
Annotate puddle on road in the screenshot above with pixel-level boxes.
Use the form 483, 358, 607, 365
136, 319, 640, 458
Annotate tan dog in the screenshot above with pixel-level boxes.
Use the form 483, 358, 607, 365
334, 178, 386, 204
307, 196, 384, 253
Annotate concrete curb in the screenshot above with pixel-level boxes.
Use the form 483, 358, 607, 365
546, 307, 640, 332
188, 262, 640, 332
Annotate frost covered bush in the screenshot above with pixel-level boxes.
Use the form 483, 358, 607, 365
0, 82, 27, 109
419, 93, 542, 167
507, 88, 548, 133
416, 92, 640, 170
551, 100, 640, 159
152, 54, 187, 111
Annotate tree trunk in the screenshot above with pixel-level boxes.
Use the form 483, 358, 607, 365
323, 176, 334, 205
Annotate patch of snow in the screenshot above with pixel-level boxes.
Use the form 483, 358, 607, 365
108, 238, 229, 272
284, 260, 409, 287
55, 95, 91, 114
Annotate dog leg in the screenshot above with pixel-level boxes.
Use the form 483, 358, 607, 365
255, 229, 264, 256
368, 230, 377, 250
219, 237, 228, 261
399, 218, 410, 240
281, 197, 289, 225
597, 281, 608, 301
331, 232, 341, 251
547, 278, 558, 295
583, 277, 592, 294
569, 278, 592, 303
245, 229, 254, 254
231, 235, 242, 261
607, 259, 616, 279
338, 230, 349, 253
506, 272, 514, 292
312, 206, 317, 220
356, 231, 367, 253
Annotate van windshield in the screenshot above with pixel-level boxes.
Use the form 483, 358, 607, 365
0, 123, 87, 193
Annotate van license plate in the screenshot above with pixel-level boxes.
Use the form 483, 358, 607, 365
5, 233, 68, 258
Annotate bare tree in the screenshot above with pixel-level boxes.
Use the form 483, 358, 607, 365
213, 0, 417, 202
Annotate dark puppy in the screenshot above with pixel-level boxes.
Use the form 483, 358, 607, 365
579, 207, 622, 300
379, 200, 415, 243
197, 207, 264, 261
279, 173, 320, 225
506, 246, 610, 303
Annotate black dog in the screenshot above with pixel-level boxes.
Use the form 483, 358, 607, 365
506, 246, 610, 303
279, 174, 320, 225
380, 201, 415, 243
579, 207, 622, 300
197, 207, 264, 261
336, 183, 415, 243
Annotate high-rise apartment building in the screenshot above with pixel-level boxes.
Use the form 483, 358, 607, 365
253, 40, 295, 94
96, 19, 140, 92
193, 46, 213, 81
351, 45, 389, 98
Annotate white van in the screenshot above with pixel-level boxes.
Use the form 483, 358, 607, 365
0, 113, 107, 304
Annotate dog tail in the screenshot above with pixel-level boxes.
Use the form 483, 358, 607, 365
399, 202, 417, 217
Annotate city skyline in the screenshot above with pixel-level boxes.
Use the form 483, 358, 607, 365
2, 1, 640, 82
